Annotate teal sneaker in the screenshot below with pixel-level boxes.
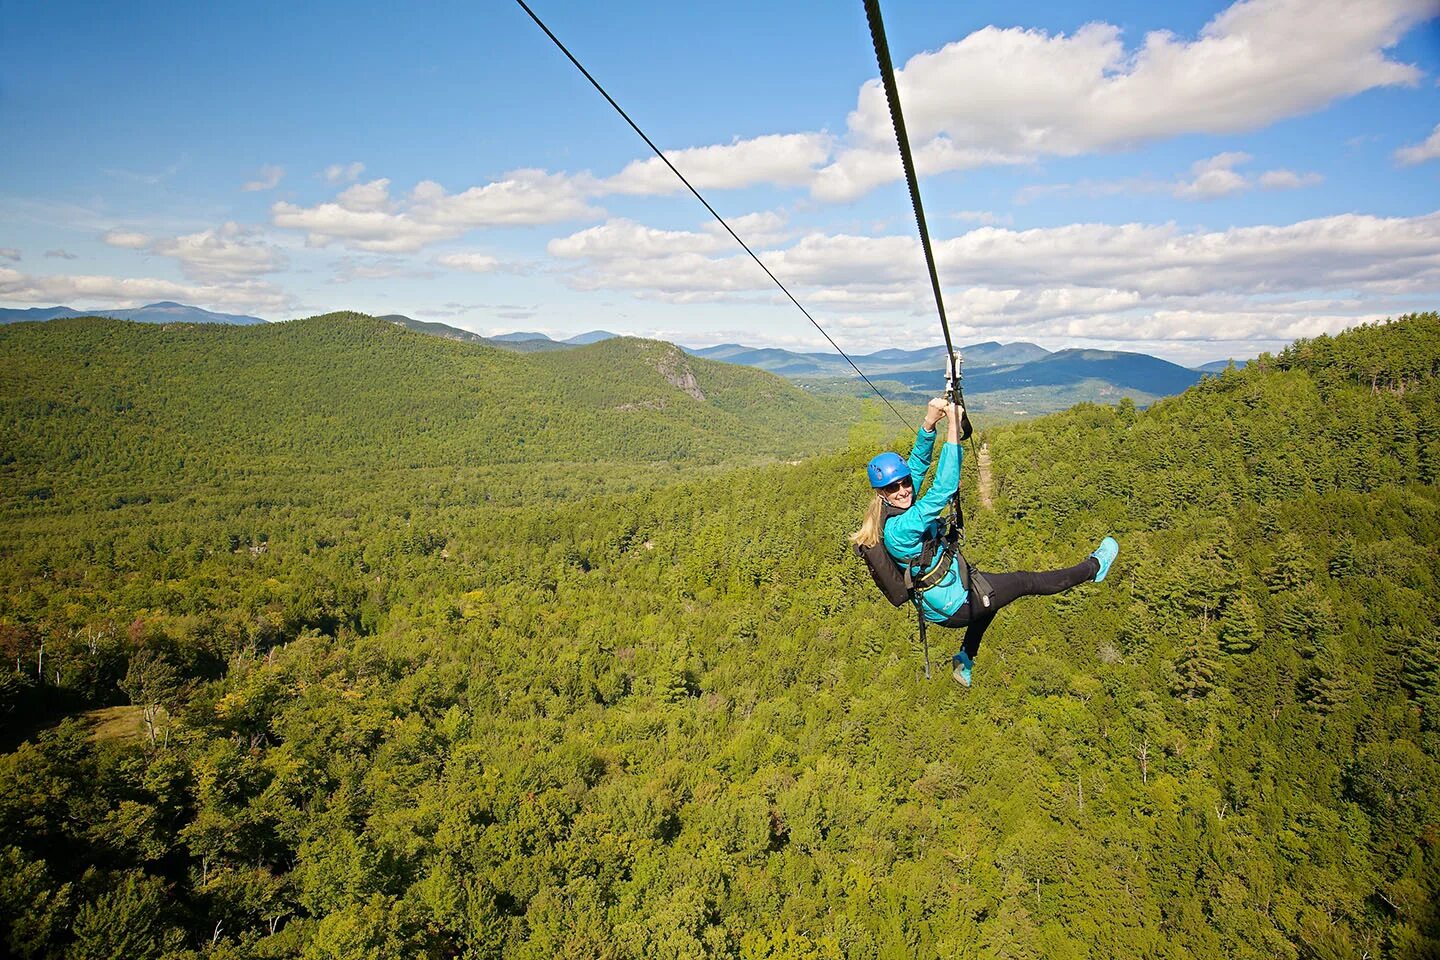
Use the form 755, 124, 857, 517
952, 651, 973, 688
1092, 536, 1119, 583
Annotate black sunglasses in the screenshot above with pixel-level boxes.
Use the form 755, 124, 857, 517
882, 477, 913, 494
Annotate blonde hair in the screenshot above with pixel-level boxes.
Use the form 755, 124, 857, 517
850, 494, 886, 549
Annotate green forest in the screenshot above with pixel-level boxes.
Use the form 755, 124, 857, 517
1, 311, 1438, 959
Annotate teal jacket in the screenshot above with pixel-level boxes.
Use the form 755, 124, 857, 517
881, 426, 967, 622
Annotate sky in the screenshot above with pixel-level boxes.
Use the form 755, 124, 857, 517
2, 0, 1438, 366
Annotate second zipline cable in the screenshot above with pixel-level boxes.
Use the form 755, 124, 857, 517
514, 0, 916, 432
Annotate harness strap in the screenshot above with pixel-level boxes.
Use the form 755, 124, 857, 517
917, 607, 931, 680
966, 563, 995, 610
913, 548, 995, 611
912, 546, 955, 590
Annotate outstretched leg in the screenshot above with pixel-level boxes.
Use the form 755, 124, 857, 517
982, 559, 1100, 610
946, 557, 1100, 660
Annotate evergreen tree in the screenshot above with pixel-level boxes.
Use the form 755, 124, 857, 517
1328, 536, 1357, 580
1273, 583, 1333, 651
1263, 534, 1311, 592
1218, 596, 1261, 655
1172, 630, 1221, 701
1400, 630, 1440, 732
1299, 640, 1353, 716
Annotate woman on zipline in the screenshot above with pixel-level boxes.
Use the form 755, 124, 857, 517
852, 397, 1118, 687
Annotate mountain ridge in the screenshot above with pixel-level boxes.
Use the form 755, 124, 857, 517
1, 300, 1243, 414
0, 312, 863, 505
0, 300, 267, 325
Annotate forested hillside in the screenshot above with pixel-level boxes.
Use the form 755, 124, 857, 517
1, 313, 1437, 959
0, 313, 859, 512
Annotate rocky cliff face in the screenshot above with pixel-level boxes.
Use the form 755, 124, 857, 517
654, 346, 706, 402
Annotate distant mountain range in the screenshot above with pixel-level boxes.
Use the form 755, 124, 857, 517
485, 328, 623, 351
378, 318, 622, 353
1195, 358, 1250, 373
0, 301, 267, 326
3, 302, 1251, 415
684, 340, 1054, 377
381, 322, 1230, 413
677, 339, 1215, 411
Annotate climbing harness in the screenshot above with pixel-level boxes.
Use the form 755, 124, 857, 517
855, 490, 993, 679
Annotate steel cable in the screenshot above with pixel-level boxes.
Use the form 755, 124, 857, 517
514, 0, 916, 432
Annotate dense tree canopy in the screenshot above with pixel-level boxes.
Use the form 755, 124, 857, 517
1, 312, 1437, 958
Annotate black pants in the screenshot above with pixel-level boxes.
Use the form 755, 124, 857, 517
941, 557, 1099, 660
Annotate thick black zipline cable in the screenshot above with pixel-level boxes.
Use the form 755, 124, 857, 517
864, 0, 976, 553
863, 0, 973, 435
514, 0, 915, 432
862, 0, 958, 379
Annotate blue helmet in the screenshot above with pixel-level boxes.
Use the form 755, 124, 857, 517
866, 452, 910, 489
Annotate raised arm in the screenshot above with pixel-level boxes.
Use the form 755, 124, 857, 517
884, 402, 965, 557
904, 397, 950, 481
912, 401, 964, 523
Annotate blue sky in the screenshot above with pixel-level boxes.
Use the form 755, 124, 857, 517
2, 0, 1438, 364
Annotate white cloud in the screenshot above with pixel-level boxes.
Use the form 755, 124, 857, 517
329, 256, 434, 283
543, 209, 1440, 349
0, 266, 292, 314
1258, 169, 1325, 189
818, 0, 1430, 200
96, 222, 284, 280
272, 183, 455, 253
766, 233, 922, 289
324, 162, 366, 183
242, 164, 285, 192
0, 248, 19, 262
547, 221, 894, 301
549, 219, 731, 261
1174, 152, 1252, 198
547, 212, 795, 291
603, 133, 833, 195
702, 210, 793, 247
410, 169, 601, 227
336, 178, 394, 213
102, 230, 153, 250
102, 157, 187, 186
813, 143, 1030, 203
273, 170, 600, 253
435, 252, 501, 273
926, 213, 1440, 298
1061, 306, 1372, 343
832, 314, 880, 331
271, 201, 451, 253
548, 225, 916, 307
152, 223, 286, 281
1018, 153, 1324, 202
1395, 123, 1440, 165
44, 249, 78, 260
546, 218, 786, 302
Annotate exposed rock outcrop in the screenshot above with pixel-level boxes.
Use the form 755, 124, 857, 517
655, 346, 706, 402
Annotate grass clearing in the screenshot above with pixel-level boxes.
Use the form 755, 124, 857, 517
82, 705, 149, 743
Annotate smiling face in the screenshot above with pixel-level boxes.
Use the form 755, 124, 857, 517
880, 476, 914, 510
